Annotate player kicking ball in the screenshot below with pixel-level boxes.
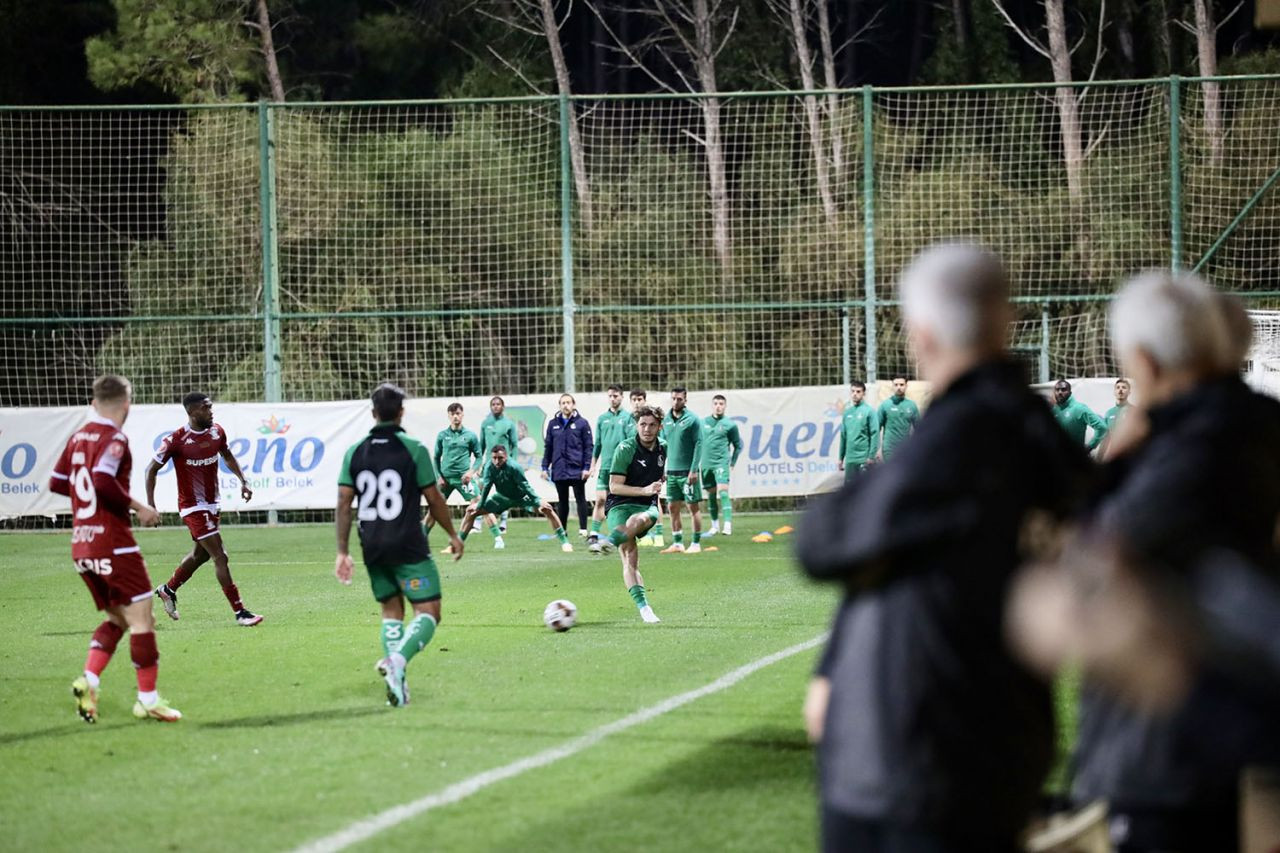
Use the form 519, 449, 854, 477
335, 383, 464, 707
459, 445, 574, 552
589, 405, 665, 623
146, 392, 262, 627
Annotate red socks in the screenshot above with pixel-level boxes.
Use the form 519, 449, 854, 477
130, 632, 159, 693
85, 621, 125, 676
167, 563, 197, 591
222, 582, 243, 613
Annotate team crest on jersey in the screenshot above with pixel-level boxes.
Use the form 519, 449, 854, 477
210, 427, 221, 440
107, 443, 124, 458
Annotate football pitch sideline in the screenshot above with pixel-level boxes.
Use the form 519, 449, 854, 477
0, 515, 833, 853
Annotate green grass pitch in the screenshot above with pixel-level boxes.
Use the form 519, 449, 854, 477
0, 514, 838, 852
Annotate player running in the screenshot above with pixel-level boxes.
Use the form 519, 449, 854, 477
459, 445, 574, 552
430, 402, 495, 549
629, 389, 665, 548
876, 375, 920, 461
335, 383, 464, 708
660, 387, 703, 554
838, 380, 879, 482
587, 385, 634, 547
590, 405, 665, 623
700, 394, 742, 536
475, 396, 520, 534
147, 392, 261, 627
49, 375, 181, 723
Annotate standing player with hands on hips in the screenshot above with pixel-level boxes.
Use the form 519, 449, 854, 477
147, 392, 262, 627
50, 375, 181, 723
335, 383, 464, 707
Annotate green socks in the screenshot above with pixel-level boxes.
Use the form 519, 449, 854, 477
673, 531, 683, 546
489, 524, 501, 539
590, 518, 602, 535
652, 521, 664, 537
554, 526, 568, 545
381, 619, 404, 657
721, 494, 733, 523
396, 613, 437, 664
692, 530, 702, 544
628, 584, 648, 609
707, 492, 720, 521
460, 525, 471, 542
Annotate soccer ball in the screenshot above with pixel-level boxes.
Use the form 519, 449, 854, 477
543, 599, 577, 632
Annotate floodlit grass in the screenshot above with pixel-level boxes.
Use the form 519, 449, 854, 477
0, 514, 834, 852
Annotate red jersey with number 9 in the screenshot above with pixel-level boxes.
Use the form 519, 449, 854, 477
154, 423, 228, 515
51, 416, 137, 559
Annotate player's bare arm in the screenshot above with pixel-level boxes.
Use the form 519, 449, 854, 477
219, 445, 253, 502
609, 474, 663, 498
144, 458, 162, 509
422, 484, 464, 561
334, 485, 356, 585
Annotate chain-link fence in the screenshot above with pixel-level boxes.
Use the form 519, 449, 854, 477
3, 76, 1279, 406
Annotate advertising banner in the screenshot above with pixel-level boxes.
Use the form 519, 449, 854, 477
1, 378, 1123, 517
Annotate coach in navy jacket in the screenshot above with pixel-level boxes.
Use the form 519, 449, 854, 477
542, 394, 593, 534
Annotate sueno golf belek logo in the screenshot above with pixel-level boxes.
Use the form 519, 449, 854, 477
152, 415, 323, 490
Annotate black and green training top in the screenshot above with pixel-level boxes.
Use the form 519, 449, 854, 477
606, 437, 667, 512
339, 422, 436, 566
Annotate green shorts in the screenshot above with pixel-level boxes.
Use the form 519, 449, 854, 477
606, 502, 660, 531
479, 492, 543, 516
366, 556, 441, 604
439, 477, 477, 502
700, 466, 730, 490
665, 473, 700, 505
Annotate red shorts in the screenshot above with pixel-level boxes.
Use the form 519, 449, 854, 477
183, 510, 221, 542
76, 549, 153, 611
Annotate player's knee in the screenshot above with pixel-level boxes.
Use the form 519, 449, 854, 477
129, 630, 159, 669
91, 620, 125, 653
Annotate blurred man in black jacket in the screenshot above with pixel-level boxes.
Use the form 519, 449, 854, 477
797, 244, 1092, 852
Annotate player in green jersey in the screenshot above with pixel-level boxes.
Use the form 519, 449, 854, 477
1097, 378, 1131, 459
876, 375, 920, 461
429, 402, 499, 549
474, 396, 520, 534
838, 380, 879, 482
590, 405, 665, 623
587, 385, 635, 546
700, 394, 743, 537
1051, 379, 1108, 451
660, 387, 704, 554
459, 445, 574, 552
630, 388, 665, 547
335, 383, 464, 708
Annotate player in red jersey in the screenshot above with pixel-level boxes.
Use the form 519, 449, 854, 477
145, 392, 261, 626
48, 375, 182, 723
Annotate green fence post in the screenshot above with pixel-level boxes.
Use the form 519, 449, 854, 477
257, 101, 282, 526
258, 101, 282, 403
1040, 304, 1050, 383
558, 92, 576, 392
841, 307, 851, 387
863, 85, 877, 385
1169, 75, 1183, 272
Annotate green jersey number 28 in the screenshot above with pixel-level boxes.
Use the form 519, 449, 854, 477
356, 469, 404, 521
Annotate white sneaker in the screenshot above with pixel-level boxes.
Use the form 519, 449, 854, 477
561, 542, 574, 553
707, 522, 720, 537
723, 522, 733, 536
471, 520, 483, 534
591, 539, 615, 555
578, 529, 589, 538
686, 542, 702, 554
494, 536, 505, 550
638, 605, 661, 623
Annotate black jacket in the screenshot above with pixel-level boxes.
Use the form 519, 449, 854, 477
797, 359, 1091, 838
1073, 377, 1280, 816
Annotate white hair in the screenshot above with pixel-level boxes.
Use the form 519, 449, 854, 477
1109, 271, 1231, 373
899, 243, 1010, 350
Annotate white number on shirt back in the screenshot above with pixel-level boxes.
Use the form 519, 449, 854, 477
73, 466, 97, 520
355, 469, 404, 521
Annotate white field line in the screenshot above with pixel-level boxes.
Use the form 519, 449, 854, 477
290, 632, 828, 853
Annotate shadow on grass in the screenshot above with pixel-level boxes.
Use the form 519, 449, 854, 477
198, 706, 385, 730
490, 725, 817, 852
0, 724, 97, 746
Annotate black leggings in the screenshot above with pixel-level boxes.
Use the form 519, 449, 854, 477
554, 479, 589, 531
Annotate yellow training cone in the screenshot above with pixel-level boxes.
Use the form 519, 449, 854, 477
773, 525, 794, 535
